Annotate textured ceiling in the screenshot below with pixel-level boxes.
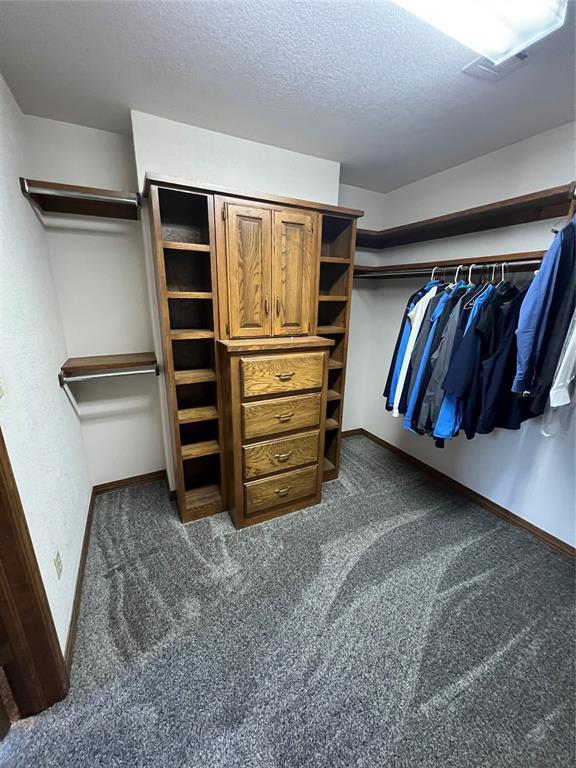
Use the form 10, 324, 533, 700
0, 0, 573, 192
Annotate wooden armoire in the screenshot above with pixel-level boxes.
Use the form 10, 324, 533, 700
145, 174, 363, 527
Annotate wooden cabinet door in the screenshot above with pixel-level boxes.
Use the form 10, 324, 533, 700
272, 210, 317, 336
225, 205, 272, 338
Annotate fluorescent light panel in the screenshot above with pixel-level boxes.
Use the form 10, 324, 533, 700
393, 0, 568, 64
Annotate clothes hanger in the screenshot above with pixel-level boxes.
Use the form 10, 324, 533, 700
467, 263, 476, 284
464, 263, 494, 308
431, 266, 439, 282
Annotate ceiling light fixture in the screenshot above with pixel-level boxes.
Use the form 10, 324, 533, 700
392, 0, 569, 65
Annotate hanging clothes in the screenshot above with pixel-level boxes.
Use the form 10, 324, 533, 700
433, 284, 495, 441
527, 222, 576, 415
476, 284, 533, 434
549, 307, 576, 408
512, 217, 576, 395
540, 307, 576, 437
404, 282, 467, 432
391, 284, 439, 418
381, 216, 575, 449
417, 286, 472, 434
383, 283, 435, 411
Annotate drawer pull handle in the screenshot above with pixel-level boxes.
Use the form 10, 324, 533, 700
275, 486, 292, 496
274, 451, 293, 462
276, 372, 295, 381
276, 297, 281, 317
264, 296, 270, 316
275, 412, 294, 422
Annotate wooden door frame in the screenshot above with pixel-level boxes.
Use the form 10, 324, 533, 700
0, 427, 69, 721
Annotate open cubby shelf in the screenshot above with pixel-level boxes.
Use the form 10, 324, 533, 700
171, 329, 215, 340
164, 249, 213, 293
316, 213, 356, 484
162, 242, 211, 252
185, 485, 222, 512
318, 300, 347, 329
176, 381, 217, 410
181, 440, 220, 460
152, 184, 225, 522
166, 291, 213, 300
319, 261, 349, 296
158, 188, 210, 245
183, 454, 220, 489
323, 457, 336, 473
178, 405, 219, 424
180, 419, 219, 444
172, 338, 214, 371
168, 297, 214, 331
174, 369, 217, 385
321, 216, 355, 261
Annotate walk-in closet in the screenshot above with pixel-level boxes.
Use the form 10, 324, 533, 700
0, 2, 574, 766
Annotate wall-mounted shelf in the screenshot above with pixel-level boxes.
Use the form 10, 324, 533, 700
356, 183, 575, 250
60, 353, 158, 381
20, 178, 140, 220
354, 250, 546, 280
58, 353, 159, 414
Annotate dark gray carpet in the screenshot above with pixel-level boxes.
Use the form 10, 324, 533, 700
2, 436, 574, 767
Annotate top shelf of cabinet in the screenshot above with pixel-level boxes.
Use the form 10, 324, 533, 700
20, 178, 140, 220
356, 183, 575, 250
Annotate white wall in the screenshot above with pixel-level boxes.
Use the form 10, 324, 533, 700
0, 77, 92, 649
341, 122, 576, 546
131, 110, 341, 204
22, 116, 165, 485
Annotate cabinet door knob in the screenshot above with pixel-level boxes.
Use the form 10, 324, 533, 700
276, 372, 295, 381
275, 486, 292, 496
274, 451, 293, 462
264, 297, 270, 316
276, 297, 281, 316
275, 412, 294, 422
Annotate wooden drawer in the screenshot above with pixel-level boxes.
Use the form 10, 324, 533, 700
241, 352, 324, 397
242, 393, 321, 440
243, 431, 319, 480
245, 465, 318, 516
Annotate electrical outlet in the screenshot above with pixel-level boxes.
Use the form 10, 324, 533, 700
54, 550, 63, 580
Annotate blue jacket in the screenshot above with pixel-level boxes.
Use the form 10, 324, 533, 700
512, 219, 576, 394
433, 285, 494, 439
403, 282, 465, 431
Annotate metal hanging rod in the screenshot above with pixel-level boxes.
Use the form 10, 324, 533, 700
59, 364, 160, 415
354, 254, 544, 280
23, 179, 139, 207
59, 365, 159, 386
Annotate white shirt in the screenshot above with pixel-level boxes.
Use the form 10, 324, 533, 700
549, 309, 576, 408
392, 286, 438, 418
